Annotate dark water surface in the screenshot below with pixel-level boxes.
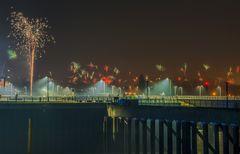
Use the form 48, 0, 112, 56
0, 103, 107, 154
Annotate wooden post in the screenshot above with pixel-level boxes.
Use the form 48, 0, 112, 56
159, 120, 164, 154
182, 121, 191, 154
150, 119, 155, 154
27, 118, 32, 154
113, 117, 118, 151
202, 122, 209, 154
222, 124, 229, 154
167, 120, 173, 154
191, 122, 197, 154
231, 125, 239, 154
127, 118, 132, 154
103, 116, 107, 152
105, 117, 113, 153
176, 121, 181, 154
135, 118, 140, 154
141, 119, 147, 154
213, 123, 219, 154
118, 117, 125, 153
226, 82, 229, 108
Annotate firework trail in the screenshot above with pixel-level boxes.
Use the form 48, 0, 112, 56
203, 64, 210, 71
236, 66, 240, 73
227, 67, 233, 79
155, 64, 166, 72
180, 63, 188, 81
197, 72, 203, 81
113, 67, 120, 75
104, 65, 109, 72
70, 62, 81, 74
196, 64, 210, 82
9, 11, 54, 96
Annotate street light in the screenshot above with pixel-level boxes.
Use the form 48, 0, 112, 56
179, 87, 183, 96
166, 78, 172, 96
47, 77, 50, 100
174, 86, 178, 96
118, 87, 122, 96
226, 81, 229, 108
197, 85, 203, 96
91, 87, 97, 96
10, 83, 13, 96
217, 86, 222, 96
148, 87, 151, 97
100, 80, 106, 95
146, 79, 150, 98
46, 72, 53, 101
112, 85, 114, 95
103, 82, 106, 95
56, 85, 59, 96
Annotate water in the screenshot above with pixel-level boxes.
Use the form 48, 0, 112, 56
0, 103, 107, 154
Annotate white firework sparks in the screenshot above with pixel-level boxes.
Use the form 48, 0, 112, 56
9, 11, 55, 96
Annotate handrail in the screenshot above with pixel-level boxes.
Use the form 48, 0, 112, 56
0, 96, 239, 109
1, 95, 240, 101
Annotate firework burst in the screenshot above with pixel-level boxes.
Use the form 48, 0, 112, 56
9, 11, 55, 96
69, 62, 121, 86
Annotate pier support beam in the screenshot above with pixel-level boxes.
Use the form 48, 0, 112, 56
176, 121, 181, 154
231, 125, 239, 154
222, 124, 229, 154
134, 118, 140, 154
141, 119, 147, 154
182, 121, 191, 154
159, 120, 164, 154
150, 119, 155, 154
191, 122, 197, 154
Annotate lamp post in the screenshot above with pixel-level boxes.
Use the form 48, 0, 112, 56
103, 82, 106, 95
169, 80, 172, 96
166, 78, 172, 96
174, 86, 178, 96
118, 87, 122, 96
56, 85, 59, 96
52, 82, 55, 96
148, 87, 151, 97
112, 85, 114, 95
226, 82, 229, 108
197, 85, 203, 96
10, 83, 13, 96
146, 80, 149, 98
92, 87, 95, 96
179, 87, 183, 96
200, 86, 203, 96
217, 86, 222, 96
100, 80, 106, 95
47, 77, 49, 101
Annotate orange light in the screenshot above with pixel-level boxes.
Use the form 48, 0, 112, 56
102, 76, 112, 84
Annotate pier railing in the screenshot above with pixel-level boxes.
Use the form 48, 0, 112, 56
0, 96, 115, 103
0, 95, 240, 108
103, 116, 240, 154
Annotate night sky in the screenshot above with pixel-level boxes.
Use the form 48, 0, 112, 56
1, 1, 240, 83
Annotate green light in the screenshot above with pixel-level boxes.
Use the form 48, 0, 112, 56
7, 49, 17, 60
